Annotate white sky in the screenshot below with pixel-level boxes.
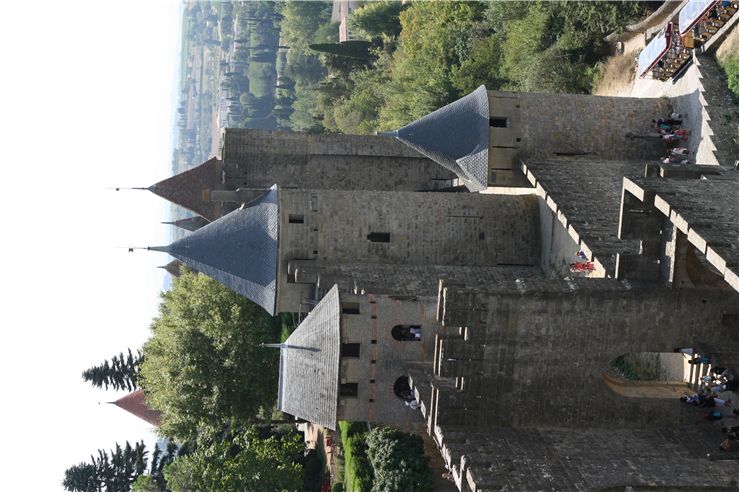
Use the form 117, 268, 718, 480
0, 1, 183, 490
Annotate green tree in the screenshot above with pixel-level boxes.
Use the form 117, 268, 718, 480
62, 441, 147, 492
164, 428, 304, 491
82, 348, 143, 392
279, 0, 333, 52
62, 464, 100, 492
140, 270, 279, 441
348, 0, 407, 39
309, 41, 373, 60
366, 427, 433, 492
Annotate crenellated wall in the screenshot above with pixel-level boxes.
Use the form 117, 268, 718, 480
435, 277, 738, 430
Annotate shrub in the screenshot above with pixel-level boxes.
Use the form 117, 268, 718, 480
366, 427, 433, 492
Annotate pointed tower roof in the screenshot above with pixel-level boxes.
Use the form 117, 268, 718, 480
162, 215, 210, 232
390, 85, 489, 192
149, 157, 222, 220
277, 285, 341, 430
159, 259, 185, 277
111, 389, 162, 427
150, 186, 279, 315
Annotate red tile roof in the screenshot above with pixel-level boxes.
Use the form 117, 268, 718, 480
150, 157, 223, 221
112, 389, 162, 427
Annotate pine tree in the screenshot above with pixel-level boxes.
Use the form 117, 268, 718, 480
82, 349, 143, 392
62, 441, 148, 492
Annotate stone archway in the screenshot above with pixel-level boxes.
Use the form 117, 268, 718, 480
603, 352, 693, 398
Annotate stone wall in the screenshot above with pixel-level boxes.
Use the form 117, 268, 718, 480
522, 159, 647, 274
290, 261, 542, 297
336, 293, 445, 430
276, 190, 541, 313
435, 424, 738, 491
221, 128, 456, 191
486, 91, 670, 185
621, 172, 739, 291
436, 278, 738, 429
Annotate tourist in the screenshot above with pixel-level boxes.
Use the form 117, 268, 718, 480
409, 326, 422, 340
405, 399, 421, 410
569, 261, 595, 273
671, 147, 690, 155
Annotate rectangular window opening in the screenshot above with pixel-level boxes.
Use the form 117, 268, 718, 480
341, 343, 361, 358
367, 232, 391, 243
341, 302, 360, 315
289, 214, 304, 224
490, 116, 508, 128
340, 383, 358, 397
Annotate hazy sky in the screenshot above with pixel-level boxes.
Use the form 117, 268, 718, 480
0, 1, 183, 489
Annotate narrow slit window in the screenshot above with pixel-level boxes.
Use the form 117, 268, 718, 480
340, 383, 358, 397
341, 343, 361, 358
367, 232, 390, 243
489, 117, 508, 128
341, 302, 360, 315
289, 214, 304, 224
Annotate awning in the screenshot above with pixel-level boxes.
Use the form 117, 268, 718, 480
679, 0, 720, 35
638, 25, 672, 78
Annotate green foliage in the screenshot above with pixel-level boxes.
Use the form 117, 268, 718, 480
331, 482, 345, 492
338, 422, 373, 492
82, 348, 143, 392
310, 41, 373, 60
131, 475, 161, 492
301, 449, 325, 491
349, 0, 406, 39
365, 427, 433, 492
719, 51, 739, 99
140, 269, 278, 442
163, 428, 304, 492
63, 441, 148, 492
279, 0, 334, 52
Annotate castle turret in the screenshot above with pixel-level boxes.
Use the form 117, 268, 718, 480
161, 215, 210, 232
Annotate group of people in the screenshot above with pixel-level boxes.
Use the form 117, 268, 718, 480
569, 251, 596, 275
693, 0, 738, 43
652, 29, 691, 81
651, 113, 695, 164
676, 348, 738, 452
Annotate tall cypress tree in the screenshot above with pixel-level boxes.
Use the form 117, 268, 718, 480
82, 349, 143, 392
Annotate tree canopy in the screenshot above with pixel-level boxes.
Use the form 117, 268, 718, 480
163, 428, 304, 492
139, 269, 279, 441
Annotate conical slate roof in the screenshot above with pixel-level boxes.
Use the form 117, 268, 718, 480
162, 215, 210, 232
151, 186, 279, 315
112, 389, 162, 427
149, 157, 222, 220
278, 285, 341, 430
391, 85, 489, 191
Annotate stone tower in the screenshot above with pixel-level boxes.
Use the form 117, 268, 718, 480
145, 130, 456, 221
148, 185, 543, 316
389, 85, 670, 189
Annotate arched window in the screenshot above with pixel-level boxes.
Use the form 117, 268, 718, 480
391, 325, 422, 341
393, 376, 414, 401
